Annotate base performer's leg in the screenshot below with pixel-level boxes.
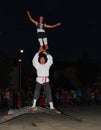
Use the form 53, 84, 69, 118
32, 82, 42, 109
43, 83, 61, 114
43, 83, 54, 109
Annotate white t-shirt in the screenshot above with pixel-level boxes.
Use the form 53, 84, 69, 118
32, 53, 53, 84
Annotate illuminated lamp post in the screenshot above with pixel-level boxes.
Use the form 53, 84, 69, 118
18, 49, 24, 93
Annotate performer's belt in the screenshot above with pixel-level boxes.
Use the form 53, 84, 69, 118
38, 76, 48, 83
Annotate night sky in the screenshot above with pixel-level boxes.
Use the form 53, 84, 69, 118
0, 0, 101, 67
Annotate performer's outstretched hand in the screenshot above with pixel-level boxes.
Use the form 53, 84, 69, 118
42, 50, 47, 55
38, 48, 45, 54
27, 10, 30, 15
57, 22, 61, 26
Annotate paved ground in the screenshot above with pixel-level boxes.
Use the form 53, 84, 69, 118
0, 104, 101, 130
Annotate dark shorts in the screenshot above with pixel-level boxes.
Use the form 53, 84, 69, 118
37, 32, 47, 39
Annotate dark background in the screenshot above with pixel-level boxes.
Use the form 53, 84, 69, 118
0, 0, 101, 66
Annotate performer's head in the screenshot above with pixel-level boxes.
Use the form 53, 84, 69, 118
38, 52, 47, 64
39, 16, 44, 23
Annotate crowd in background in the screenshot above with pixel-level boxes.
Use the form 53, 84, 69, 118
0, 88, 21, 110
54, 86, 101, 107
0, 86, 101, 111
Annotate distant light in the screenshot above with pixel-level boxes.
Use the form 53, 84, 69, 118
20, 49, 24, 54
18, 59, 21, 62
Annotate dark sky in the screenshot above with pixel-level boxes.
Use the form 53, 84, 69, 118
0, 0, 101, 67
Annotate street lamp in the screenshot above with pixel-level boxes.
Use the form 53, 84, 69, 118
20, 49, 24, 53
19, 49, 24, 93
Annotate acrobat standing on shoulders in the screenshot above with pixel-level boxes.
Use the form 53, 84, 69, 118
27, 10, 61, 52
31, 49, 61, 114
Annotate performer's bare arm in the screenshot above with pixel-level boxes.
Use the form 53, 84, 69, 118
42, 50, 53, 66
38, 49, 45, 54
42, 50, 47, 55
27, 10, 37, 24
45, 22, 61, 28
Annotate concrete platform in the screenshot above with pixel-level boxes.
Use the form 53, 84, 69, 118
0, 105, 101, 130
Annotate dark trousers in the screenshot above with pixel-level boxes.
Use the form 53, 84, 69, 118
33, 82, 53, 102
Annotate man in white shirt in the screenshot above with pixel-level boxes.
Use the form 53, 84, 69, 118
31, 50, 55, 110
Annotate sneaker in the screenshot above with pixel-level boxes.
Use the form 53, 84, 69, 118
50, 108, 61, 114
55, 109, 61, 114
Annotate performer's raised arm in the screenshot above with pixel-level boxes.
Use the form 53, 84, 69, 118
45, 22, 61, 28
27, 11, 61, 51
27, 10, 37, 24
42, 51, 53, 67
32, 53, 39, 69
32, 49, 44, 69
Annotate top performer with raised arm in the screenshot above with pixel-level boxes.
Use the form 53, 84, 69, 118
27, 10, 61, 52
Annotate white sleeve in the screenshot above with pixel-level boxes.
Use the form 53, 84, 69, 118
32, 53, 39, 69
46, 54, 53, 67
